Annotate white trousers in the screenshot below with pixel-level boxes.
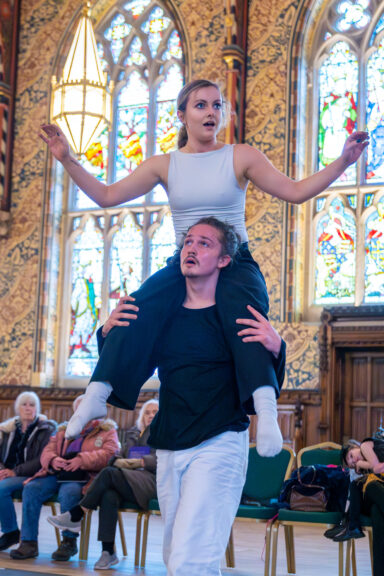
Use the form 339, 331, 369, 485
156, 430, 249, 576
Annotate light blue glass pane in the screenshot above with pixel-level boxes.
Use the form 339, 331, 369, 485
142, 7, 171, 57
315, 198, 356, 303
97, 43, 108, 73
125, 36, 146, 66
67, 218, 104, 376
365, 193, 374, 207
370, 13, 384, 44
163, 30, 183, 60
124, 0, 150, 18
335, 0, 371, 32
365, 196, 384, 302
318, 41, 358, 185
152, 183, 168, 202
109, 213, 143, 311
104, 14, 132, 64
366, 40, 384, 182
158, 65, 184, 100
119, 71, 149, 106
150, 211, 176, 274
347, 194, 357, 209
316, 197, 326, 213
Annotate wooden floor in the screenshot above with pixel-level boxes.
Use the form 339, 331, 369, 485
0, 503, 373, 575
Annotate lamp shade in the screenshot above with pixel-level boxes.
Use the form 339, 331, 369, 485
51, 3, 111, 156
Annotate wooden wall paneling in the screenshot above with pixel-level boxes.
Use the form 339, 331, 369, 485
320, 306, 384, 444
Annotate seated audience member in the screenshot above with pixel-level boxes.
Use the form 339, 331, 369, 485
48, 398, 159, 570
9, 395, 119, 561
327, 437, 384, 576
0, 391, 56, 551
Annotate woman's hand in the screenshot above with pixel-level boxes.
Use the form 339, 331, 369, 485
39, 124, 71, 163
63, 457, 82, 471
0, 468, 16, 480
341, 131, 369, 167
236, 305, 282, 358
102, 296, 139, 338
51, 457, 67, 470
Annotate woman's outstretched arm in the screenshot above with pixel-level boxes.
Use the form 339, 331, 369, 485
40, 123, 167, 207
236, 131, 369, 204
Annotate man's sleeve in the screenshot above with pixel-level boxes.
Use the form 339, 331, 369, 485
273, 338, 286, 391
96, 326, 105, 355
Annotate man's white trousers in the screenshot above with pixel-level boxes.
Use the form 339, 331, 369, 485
156, 429, 249, 576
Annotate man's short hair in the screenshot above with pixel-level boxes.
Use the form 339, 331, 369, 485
184, 217, 241, 259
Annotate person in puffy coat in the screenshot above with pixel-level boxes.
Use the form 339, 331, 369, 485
47, 398, 158, 570
0, 391, 56, 552
9, 394, 119, 562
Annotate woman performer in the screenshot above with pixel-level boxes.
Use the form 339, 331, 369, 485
40, 79, 369, 455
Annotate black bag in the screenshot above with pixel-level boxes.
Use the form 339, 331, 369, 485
56, 450, 89, 483
289, 466, 328, 512
56, 469, 89, 483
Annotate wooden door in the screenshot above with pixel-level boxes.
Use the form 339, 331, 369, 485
339, 351, 384, 443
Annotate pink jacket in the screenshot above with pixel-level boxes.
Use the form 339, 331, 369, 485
29, 418, 120, 493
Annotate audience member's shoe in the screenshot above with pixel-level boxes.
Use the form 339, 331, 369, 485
47, 511, 81, 533
324, 518, 347, 539
52, 536, 78, 561
94, 551, 119, 570
0, 529, 20, 551
333, 526, 365, 541
10, 540, 38, 559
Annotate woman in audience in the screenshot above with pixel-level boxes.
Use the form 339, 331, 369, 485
9, 395, 119, 562
328, 437, 384, 576
47, 398, 158, 570
0, 391, 56, 551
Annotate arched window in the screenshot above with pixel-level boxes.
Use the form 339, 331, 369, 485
304, 0, 384, 315
59, 0, 185, 383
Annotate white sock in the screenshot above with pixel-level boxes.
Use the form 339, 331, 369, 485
65, 381, 112, 439
252, 386, 283, 457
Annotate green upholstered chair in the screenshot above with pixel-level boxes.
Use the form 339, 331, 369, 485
270, 442, 347, 576
226, 445, 295, 576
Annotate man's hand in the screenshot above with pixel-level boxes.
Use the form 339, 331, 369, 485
236, 305, 282, 358
102, 296, 139, 338
113, 458, 144, 470
0, 468, 15, 480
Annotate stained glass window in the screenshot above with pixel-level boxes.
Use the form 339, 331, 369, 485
62, 0, 183, 380
310, 1, 384, 308
109, 213, 143, 311
318, 42, 358, 185
315, 198, 356, 303
366, 40, 384, 182
365, 196, 384, 301
67, 217, 104, 376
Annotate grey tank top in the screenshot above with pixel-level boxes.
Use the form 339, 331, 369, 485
167, 144, 248, 244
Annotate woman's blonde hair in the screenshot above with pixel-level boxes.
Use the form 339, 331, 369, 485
14, 391, 41, 417
136, 399, 159, 432
177, 79, 231, 149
